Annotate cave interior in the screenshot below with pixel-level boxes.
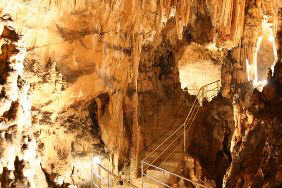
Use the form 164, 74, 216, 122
0, 1, 281, 188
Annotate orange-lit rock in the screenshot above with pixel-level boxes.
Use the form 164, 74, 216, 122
0, 0, 281, 187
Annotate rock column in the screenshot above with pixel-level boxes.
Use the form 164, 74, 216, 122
0, 16, 47, 188
277, 8, 282, 61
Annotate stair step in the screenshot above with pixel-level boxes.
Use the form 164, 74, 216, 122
145, 169, 170, 179
132, 177, 166, 188
144, 160, 182, 173
144, 130, 183, 145
143, 119, 185, 146
145, 144, 182, 153
160, 161, 180, 168
146, 138, 183, 151
144, 151, 183, 159
143, 152, 183, 166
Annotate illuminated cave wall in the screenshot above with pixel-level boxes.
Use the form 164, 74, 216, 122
0, 0, 281, 187
257, 23, 276, 81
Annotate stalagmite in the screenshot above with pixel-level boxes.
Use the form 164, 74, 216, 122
230, 94, 241, 154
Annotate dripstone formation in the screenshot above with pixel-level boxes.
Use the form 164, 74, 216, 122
0, 1, 281, 188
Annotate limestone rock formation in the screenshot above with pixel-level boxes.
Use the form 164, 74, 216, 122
0, 17, 48, 188
223, 63, 282, 187
0, 0, 281, 188
187, 95, 234, 187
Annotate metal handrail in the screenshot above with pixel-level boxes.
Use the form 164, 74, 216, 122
141, 118, 183, 157
92, 169, 105, 182
143, 80, 220, 165
93, 181, 100, 188
92, 162, 138, 188
159, 139, 182, 168
148, 101, 200, 170
160, 103, 200, 168
145, 128, 185, 171
183, 101, 200, 151
143, 103, 198, 170
141, 80, 220, 188
142, 119, 188, 162
141, 161, 209, 188
143, 86, 201, 162
144, 172, 172, 188
205, 87, 220, 92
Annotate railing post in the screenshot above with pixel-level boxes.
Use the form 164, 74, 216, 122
91, 160, 93, 188
141, 162, 144, 188
184, 123, 186, 152
108, 172, 110, 188
97, 164, 101, 187
202, 87, 205, 102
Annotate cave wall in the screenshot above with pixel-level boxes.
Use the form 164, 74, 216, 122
188, 96, 235, 187
0, 1, 205, 183
0, 0, 281, 187
0, 19, 48, 188
223, 62, 282, 187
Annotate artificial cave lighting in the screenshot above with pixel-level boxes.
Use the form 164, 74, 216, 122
253, 79, 268, 92
0, 1, 281, 188
92, 156, 101, 164
247, 17, 278, 90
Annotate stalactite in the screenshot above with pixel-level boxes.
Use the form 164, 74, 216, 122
213, 0, 247, 47
164, 0, 172, 18
232, 0, 246, 41
277, 8, 282, 61
156, 0, 164, 36
183, 0, 191, 26
175, 1, 183, 39
129, 30, 143, 180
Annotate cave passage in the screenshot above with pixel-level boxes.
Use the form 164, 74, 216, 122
0, 1, 281, 188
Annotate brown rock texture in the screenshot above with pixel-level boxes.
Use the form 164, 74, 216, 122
187, 95, 234, 187
223, 63, 282, 187
0, 17, 48, 188
0, 0, 281, 187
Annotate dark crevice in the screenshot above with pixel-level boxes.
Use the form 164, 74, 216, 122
89, 99, 100, 135
96, 93, 110, 115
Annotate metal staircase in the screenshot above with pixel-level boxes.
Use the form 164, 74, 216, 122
91, 161, 138, 188
140, 80, 221, 188
89, 80, 220, 188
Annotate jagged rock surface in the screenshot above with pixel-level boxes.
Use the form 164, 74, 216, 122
0, 18, 48, 188
0, 0, 281, 187
223, 62, 282, 187
186, 96, 234, 187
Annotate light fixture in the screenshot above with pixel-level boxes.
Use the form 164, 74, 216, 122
92, 156, 101, 164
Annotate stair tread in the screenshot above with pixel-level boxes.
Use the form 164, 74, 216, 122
145, 147, 183, 153
144, 148, 183, 154
132, 177, 166, 188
